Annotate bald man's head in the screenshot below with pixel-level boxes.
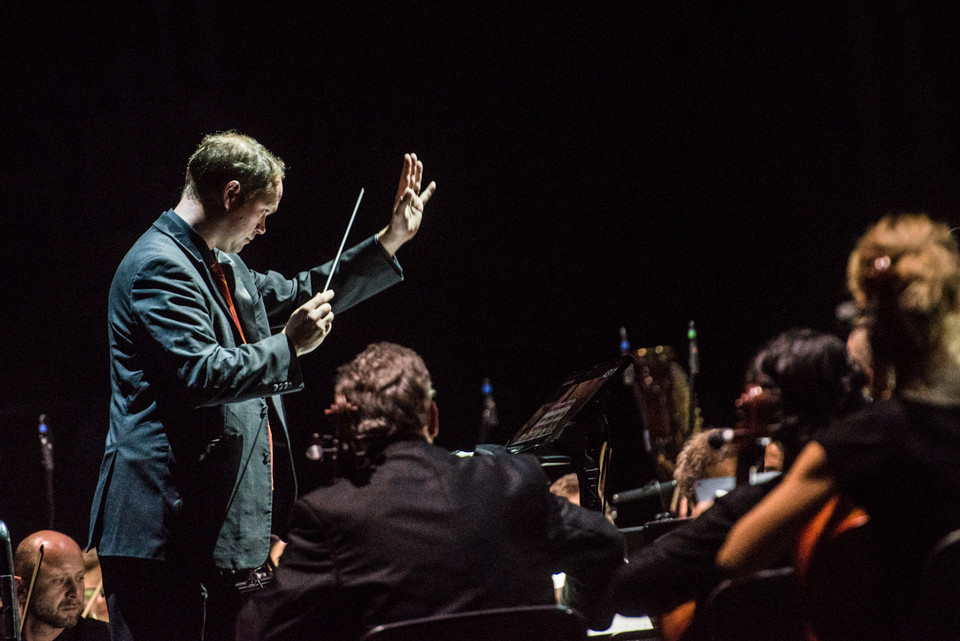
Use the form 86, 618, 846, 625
14, 531, 85, 632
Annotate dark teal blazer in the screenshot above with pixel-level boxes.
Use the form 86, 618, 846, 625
88, 210, 401, 570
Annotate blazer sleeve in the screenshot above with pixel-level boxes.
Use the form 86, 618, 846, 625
547, 494, 625, 630
252, 235, 404, 330
606, 481, 777, 616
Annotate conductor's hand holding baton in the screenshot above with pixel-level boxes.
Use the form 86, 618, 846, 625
283, 290, 335, 356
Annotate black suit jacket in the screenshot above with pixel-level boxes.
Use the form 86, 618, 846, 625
88, 210, 401, 570
237, 440, 624, 640
608, 479, 780, 617
52, 617, 111, 641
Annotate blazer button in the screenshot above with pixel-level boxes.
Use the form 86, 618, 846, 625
263, 451, 271, 465
260, 405, 268, 418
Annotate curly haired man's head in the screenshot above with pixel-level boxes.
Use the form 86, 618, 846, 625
335, 342, 436, 443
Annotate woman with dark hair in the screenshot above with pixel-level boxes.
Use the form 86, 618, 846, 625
607, 328, 866, 621
718, 214, 960, 639
745, 327, 869, 472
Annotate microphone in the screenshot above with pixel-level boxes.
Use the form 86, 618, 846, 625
38, 415, 55, 529
478, 378, 499, 443
687, 320, 699, 436
619, 327, 635, 386
305, 433, 324, 461
708, 428, 765, 449
38, 415, 53, 473
687, 321, 699, 377
708, 428, 745, 449
0, 521, 21, 641
611, 479, 677, 505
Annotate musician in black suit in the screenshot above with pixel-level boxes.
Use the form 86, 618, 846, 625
237, 342, 624, 641
87, 132, 436, 641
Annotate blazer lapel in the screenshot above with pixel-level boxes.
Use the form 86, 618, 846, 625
218, 256, 265, 341
152, 212, 242, 344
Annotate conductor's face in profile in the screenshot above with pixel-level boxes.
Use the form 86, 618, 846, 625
217, 178, 284, 254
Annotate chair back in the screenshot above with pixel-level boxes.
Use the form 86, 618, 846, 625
697, 567, 804, 641
917, 528, 960, 641
358, 605, 587, 641
796, 500, 883, 641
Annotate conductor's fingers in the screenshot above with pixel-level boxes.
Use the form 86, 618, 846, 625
307, 305, 333, 323
302, 290, 335, 309
420, 181, 437, 205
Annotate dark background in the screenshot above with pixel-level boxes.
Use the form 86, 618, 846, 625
3, 1, 960, 545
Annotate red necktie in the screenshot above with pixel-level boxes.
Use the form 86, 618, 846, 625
210, 261, 273, 488
209, 262, 247, 343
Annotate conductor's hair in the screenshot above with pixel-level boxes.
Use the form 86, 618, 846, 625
183, 131, 286, 209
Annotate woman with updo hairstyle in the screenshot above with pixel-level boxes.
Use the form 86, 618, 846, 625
846, 213, 960, 400
718, 214, 960, 640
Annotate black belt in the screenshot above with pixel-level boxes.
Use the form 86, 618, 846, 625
220, 564, 276, 594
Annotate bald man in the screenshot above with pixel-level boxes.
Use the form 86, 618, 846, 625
14, 531, 108, 641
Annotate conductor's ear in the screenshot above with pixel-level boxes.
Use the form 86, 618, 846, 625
222, 180, 242, 211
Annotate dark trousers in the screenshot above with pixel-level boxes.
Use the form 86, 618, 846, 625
100, 556, 245, 641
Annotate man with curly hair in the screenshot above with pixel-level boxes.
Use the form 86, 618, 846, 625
238, 342, 624, 641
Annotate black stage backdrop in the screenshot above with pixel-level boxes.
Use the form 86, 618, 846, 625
3, 1, 960, 544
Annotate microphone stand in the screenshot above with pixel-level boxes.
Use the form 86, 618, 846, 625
478, 378, 499, 444
0, 521, 20, 641
38, 415, 54, 529
687, 320, 699, 438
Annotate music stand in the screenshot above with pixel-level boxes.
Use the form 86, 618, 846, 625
505, 356, 655, 519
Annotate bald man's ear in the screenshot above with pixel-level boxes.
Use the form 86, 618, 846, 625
15, 575, 26, 606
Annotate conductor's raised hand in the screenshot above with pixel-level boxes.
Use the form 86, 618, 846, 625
282, 290, 335, 356
378, 153, 437, 257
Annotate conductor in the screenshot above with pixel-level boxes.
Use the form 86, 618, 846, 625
86, 131, 436, 641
